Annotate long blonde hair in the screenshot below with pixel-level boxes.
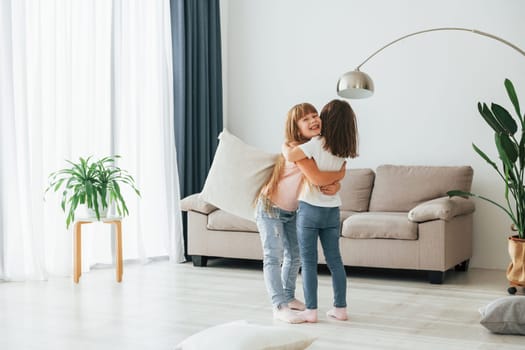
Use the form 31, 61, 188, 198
255, 103, 318, 210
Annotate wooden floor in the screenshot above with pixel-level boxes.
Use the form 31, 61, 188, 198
0, 258, 523, 349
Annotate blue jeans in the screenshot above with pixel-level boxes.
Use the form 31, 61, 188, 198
256, 199, 301, 308
297, 201, 347, 309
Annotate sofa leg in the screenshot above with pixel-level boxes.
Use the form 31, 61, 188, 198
454, 259, 470, 272
428, 271, 445, 284
192, 255, 208, 267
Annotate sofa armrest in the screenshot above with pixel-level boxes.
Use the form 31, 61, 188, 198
180, 193, 218, 214
408, 196, 475, 222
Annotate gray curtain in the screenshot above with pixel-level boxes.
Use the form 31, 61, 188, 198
171, 0, 223, 199
171, 0, 223, 259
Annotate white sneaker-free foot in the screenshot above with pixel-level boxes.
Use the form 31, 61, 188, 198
326, 307, 348, 321
273, 307, 305, 324
288, 299, 306, 311
297, 309, 318, 323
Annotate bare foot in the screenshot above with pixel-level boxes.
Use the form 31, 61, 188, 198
297, 309, 318, 323
288, 299, 306, 311
273, 306, 305, 324
326, 307, 348, 321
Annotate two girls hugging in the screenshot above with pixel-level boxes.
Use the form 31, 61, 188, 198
255, 100, 359, 324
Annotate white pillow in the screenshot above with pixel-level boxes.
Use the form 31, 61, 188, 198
479, 296, 525, 335
200, 129, 278, 222
175, 320, 316, 350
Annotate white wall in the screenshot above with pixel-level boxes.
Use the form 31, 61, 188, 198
220, 0, 525, 269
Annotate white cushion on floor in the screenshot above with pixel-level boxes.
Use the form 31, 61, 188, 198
175, 320, 316, 350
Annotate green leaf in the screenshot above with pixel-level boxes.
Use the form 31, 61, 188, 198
495, 133, 516, 168
446, 190, 471, 198
491, 103, 517, 135
497, 133, 518, 163
505, 78, 521, 120
53, 178, 66, 192
520, 132, 525, 169
66, 212, 73, 229
99, 187, 108, 208
472, 143, 499, 171
478, 102, 504, 133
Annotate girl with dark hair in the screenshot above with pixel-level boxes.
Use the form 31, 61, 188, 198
285, 99, 359, 323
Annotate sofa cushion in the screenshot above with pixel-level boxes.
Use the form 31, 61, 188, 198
369, 165, 473, 212
408, 196, 475, 222
207, 210, 259, 233
339, 168, 375, 212
180, 193, 218, 214
339, 210, 360, 229
200, 129, 279, 222
340, 210, 356, 223
341, 212, 418, 240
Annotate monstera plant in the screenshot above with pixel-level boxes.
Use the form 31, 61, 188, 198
447, 79, 525, 293
45, 155, 141, 228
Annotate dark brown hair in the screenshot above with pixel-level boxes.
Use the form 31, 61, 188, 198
320, 99, 359, 158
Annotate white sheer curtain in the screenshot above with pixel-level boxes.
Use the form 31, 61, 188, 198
0, 0, 184, 281
111, 0, 184, 263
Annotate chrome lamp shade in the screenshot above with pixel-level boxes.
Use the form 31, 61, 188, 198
336, 27, 525, 100
336, 70, 374, 99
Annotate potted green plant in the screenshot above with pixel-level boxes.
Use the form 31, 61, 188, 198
447, 78, 524, 293
45, 155, 140, 228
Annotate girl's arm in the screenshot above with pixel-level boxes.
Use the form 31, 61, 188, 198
296, 158, 346, 186
320, 181, 341, 195
283, 143, 307, 163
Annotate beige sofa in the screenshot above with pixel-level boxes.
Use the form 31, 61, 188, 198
180, 164, 475, 284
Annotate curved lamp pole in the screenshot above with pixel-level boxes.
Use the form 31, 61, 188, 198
336, 27, 525, 99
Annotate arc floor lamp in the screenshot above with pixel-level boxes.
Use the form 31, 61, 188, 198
336, 27, 525, 99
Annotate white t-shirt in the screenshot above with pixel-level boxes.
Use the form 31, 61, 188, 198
298, 136, 345, 207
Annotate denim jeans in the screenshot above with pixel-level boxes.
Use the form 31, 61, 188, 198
297, 201, 347, 309
256, 199, 301, 308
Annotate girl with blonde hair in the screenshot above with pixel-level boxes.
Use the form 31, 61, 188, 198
255, 102, 345, 324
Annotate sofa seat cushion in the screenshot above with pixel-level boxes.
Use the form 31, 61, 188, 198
340, 210, 358, 224
341, 212, 418, 240
207, 209, 259, 233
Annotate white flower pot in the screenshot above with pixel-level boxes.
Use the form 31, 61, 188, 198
76, 200, 112, 220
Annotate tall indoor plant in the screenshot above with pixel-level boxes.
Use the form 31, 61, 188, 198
45, 155, 140, 228
447, 78, 525, 291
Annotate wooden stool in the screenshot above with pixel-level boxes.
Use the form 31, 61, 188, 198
73, 217, 123, 283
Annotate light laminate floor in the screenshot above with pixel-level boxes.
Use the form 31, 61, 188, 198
0, 258, 523, 349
